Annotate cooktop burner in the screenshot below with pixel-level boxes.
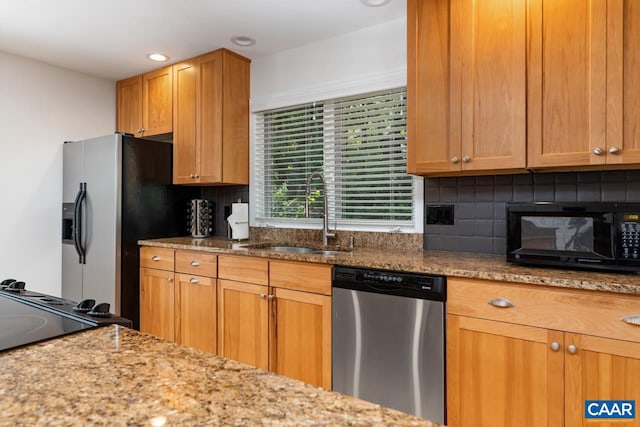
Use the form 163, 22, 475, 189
0, 278, 131, 353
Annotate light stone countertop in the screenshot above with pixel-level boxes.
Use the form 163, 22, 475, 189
139, 237, 640, 295
0, 326, 438, 426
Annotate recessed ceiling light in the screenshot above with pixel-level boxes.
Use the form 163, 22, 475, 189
231, 36, 256, 47
148, 53, 170, 62
361, 0, 391, 6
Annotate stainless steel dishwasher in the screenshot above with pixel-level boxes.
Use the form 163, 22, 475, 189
332, 266, 446, 423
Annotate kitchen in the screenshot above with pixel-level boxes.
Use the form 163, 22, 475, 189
2, 0, 640, 426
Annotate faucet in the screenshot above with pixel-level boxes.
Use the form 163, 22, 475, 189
304, 172, 336, 246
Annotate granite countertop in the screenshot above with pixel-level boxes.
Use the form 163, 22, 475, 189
0, 326, 437, 426
139, 237, 640, 295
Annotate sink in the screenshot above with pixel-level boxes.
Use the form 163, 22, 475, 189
244, 244, 352, 256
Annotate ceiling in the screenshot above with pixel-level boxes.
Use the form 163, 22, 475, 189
0, 0, 406, 81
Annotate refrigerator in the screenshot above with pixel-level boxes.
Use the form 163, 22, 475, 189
62, 133, 196, 329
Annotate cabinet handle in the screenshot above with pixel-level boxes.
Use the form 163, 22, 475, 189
567, 344, 578, 354
550, 342, 560, 351
462, 155, 471, 163
622, 315, 640, 326
189, 174, 194, 178
194, 174, 199, 178
189, 278, 199, 284
137, 128, 143, 133
451, 156, 459, 164
593, 147, 603, 156
609, 146, 621, 155
268, 294, 275, 300
190, 260, 200, 267
152, 256, 160, 262
167, 277, 173, 282
488, 298, 515, 308
259, 293, 266, 299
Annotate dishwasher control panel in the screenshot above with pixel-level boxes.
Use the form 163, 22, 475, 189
332, 266, 446, 301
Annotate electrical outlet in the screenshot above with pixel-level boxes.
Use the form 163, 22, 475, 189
426, 204, 454, 225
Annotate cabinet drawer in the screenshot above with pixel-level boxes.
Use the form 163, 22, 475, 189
218, 255, 268, 285
140, 247, 174, 271
269, 260, 332, 296
448, 277, 640, 343
175, 251, 217, 277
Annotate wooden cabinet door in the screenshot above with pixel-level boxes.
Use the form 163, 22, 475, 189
196, 50, 223, 183
528, 0, 607, 168
142, 66, 172, 136
172, 60, 198, 184
116, 75, 142, 135
447, 315, 564, 427
565, 333, 640, 427
270, 287, 331, 389
457, 0, 526, 171
217, 279, 269, 370
176, 274, 216, 354
139, 267, 175, 341
607, 0, 640, 165
407, 0, 457, 174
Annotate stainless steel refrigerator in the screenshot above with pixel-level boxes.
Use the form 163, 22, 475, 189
62, 133, 196, 329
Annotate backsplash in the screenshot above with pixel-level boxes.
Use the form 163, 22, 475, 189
424, 170, 640, 255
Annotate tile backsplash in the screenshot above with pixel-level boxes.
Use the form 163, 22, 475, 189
424, 170, 640, 255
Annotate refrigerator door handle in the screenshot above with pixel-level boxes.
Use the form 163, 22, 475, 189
73, 182, 87, 264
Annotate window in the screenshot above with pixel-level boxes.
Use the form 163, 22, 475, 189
254, 87, 421, 231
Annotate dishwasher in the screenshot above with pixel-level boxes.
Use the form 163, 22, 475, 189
332, 266, 446, 424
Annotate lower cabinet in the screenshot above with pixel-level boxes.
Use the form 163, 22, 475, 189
217, 255, 332, 389
140, 267, 175, 342
139, 247, 217, 354
447, 277, 640, 427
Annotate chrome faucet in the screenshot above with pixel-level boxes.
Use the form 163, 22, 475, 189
304, 172, 336, 246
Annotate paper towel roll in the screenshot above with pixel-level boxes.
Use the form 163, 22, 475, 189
228, 202, 249, 240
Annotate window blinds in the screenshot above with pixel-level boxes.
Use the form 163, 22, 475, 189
254, 87, 413, 226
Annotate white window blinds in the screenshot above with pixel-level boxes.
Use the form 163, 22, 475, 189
254, 87, 413, 227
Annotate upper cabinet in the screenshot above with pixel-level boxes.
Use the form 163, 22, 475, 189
408, 0, 640, 175
173, 49, 251, 185
116, 66, 173, 137
407, 0, 527, 175
527, 0, 607, 168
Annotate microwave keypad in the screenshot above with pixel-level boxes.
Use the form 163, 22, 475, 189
621, 221, 640, 259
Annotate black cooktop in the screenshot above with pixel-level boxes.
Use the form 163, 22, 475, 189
0, 279, 131, 353
0, 295, 93, 352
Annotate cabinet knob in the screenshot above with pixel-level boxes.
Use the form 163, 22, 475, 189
609, 146, 621, 155
268, 294, 275, 300
550, 342, 560, 351
593, 147, 603, 156
190, 260, 200, 267
567, 344, 578, 354
194, 174, 199, 178
451, 156, 459, 164
260, 293, 266, 299
189, 174, 194, 178
462, 155, 471, 163
152, 256, 160, 262
621, 315, 640, 326
189, 278, 199, 284
167, 277, 173, 282
137, 128, 143, 133
488, 298, 515, 308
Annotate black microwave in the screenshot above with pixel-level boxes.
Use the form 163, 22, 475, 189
506, 202, 640, 273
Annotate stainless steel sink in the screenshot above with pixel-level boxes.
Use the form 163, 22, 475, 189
245, 244, 352, 256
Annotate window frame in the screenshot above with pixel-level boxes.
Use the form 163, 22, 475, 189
249, 71, 423, 234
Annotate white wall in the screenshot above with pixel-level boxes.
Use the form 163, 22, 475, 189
250, 17, 406, 110
0, 51, 115, 296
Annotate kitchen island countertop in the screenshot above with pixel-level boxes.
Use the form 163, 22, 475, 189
139, 237, 640, 296
0, 325, 438, 426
